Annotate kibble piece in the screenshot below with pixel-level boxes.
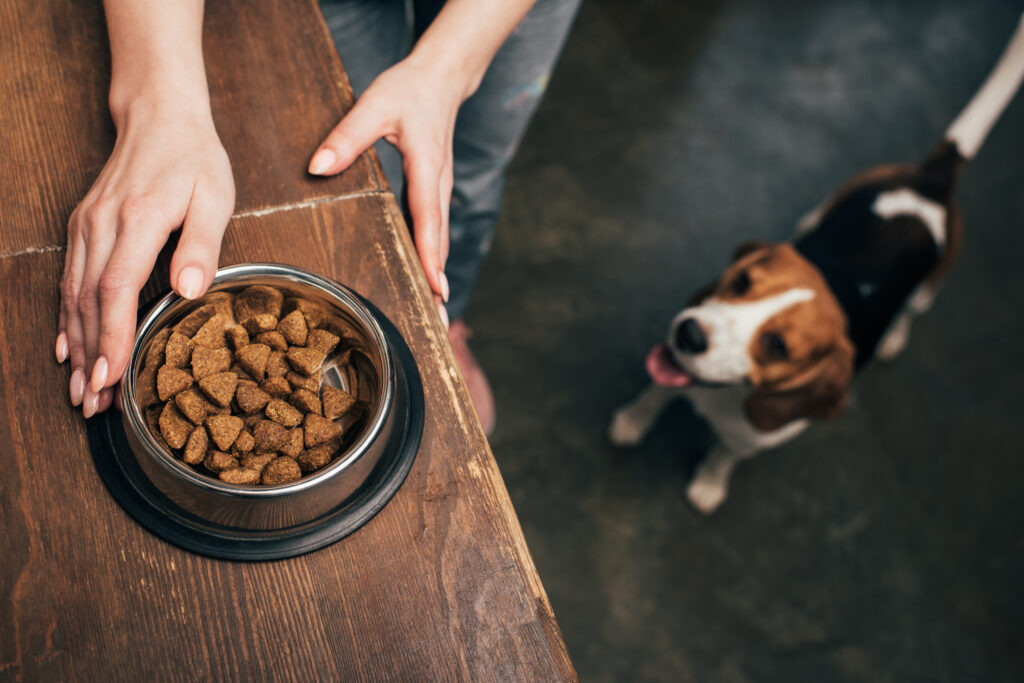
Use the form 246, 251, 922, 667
242, 314, 278, 336
297, 444, 334, 473
156, 365, 194, 401
226, 325, 250, 351
253, 419, 287, 451
205, 414, 244, 451
280, 428, 304, 458
219, 467, 261, 485
198, 371, 238, 408
265, 398, 303, 428
159, 403, 193, 449
146, 406, 170, 450
286, 347, 326, 375
191, 313, 231, 348
175, 387, 215, 424
191, 346, 232, 380
322, 386, 356, 420
261, 376, 292, 398
276, 310, 308, 346
241, 452, 275, 473
243, 413, 264, 431
229, 363, 253, 381
303, 413, 342, 448
236, 380, 271, 414
137, 366, 160, 409
203, 450, 238, 474
286, 370, 321, 392
289, 388, 321, 415
318, 315, 358, 344
254, 331, 288, 352
266, 350, 289, 378
234, 429, 255, 452
163, 331, 193, 368
261, 456, 302, 485
284, 298, 329, 328
305, 328, 340, 355
145, 328, 172, 369
173, 304, 218, 337
236, 343, 271, 380
183, 426, 208, 465
234, 285, 283, 320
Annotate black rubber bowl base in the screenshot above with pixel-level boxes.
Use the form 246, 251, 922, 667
86, 301, 423, 561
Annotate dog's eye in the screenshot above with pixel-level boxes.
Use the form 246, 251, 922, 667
730, 271, 751, 296
761, 332, 788, 360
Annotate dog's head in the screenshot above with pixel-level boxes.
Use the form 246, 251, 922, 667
647, 242, 855, 431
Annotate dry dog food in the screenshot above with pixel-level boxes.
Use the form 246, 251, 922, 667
137, 285, 364, 486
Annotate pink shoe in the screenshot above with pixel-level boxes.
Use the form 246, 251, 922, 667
447, 319, 496, 436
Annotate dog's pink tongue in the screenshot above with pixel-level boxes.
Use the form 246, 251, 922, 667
646, 344, 691, 387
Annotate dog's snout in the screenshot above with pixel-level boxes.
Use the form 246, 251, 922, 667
674, 318, 708, 354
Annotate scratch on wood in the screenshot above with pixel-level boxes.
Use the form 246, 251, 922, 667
232, 190, 387, 220
0, 244, 64, 260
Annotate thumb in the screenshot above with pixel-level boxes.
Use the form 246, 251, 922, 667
309, 95, 391, 176
170, 184, 233, 300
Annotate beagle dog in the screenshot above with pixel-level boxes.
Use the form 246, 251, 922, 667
610, 14, 1024, 513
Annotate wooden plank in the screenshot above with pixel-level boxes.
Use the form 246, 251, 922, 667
0, 193, 576, 681
0, 0, 384, 256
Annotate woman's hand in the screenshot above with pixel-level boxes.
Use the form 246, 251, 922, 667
58, 97, 235, 417
308, 55, 460, 317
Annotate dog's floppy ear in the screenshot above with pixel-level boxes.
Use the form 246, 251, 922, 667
732, 240, 771, 262
744, 336, 855, 432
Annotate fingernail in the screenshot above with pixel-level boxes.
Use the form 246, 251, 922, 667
70, 368, 85, 406
438, 302, 450, 330
83, 390, 99, 419
90, 356, 108, 393
439, 272, 450, 303
55, 333, 68, 363
309, 148, 336, 175
178, 266, 204, 299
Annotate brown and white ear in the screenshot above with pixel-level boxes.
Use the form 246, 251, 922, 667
732, 240, 771, 262
744, 337, 855, 432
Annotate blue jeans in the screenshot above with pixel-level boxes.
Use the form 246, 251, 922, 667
319, 0, 581, 320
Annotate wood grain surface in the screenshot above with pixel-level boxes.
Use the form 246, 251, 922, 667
0, 0, 575, 680
0, 0, 384, 256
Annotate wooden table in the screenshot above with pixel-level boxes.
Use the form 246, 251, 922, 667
0, 1, 576, 680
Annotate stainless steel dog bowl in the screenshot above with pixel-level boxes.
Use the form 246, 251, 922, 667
87, 263, 424, 560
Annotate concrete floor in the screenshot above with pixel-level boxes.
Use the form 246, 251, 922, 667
467, 1, 1024, 681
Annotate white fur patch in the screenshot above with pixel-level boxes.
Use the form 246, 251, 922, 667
671, 288, 815, 384
871, 188, 947, 250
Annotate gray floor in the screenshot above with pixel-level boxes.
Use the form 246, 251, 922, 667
467, 1, 1024, 681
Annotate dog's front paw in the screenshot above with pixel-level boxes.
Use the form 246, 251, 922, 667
686, 477, 728, 514
608, 409, 646, 447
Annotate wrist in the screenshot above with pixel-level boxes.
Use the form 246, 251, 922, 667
109, 54, 212, 129
110, 81, 213, 132
406, 39, 487, 104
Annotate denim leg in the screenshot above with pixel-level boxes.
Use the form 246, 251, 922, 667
320, 0, 581, 320
424, 0, 582, 320
318, 0, 410, 195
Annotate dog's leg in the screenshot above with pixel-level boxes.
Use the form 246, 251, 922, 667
876, 311, 912, 361
794, 195, 831, 236
876, 283, 938, 361
686, 445, 752, 514
609, 383, 679, 447
685, 386, 810, 513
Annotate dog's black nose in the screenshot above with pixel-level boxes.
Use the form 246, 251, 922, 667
674, 318, 707, 354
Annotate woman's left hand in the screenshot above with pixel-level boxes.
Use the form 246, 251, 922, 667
308, 55, 465, 321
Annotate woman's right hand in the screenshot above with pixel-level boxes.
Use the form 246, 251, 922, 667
57, 95, 235, 418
